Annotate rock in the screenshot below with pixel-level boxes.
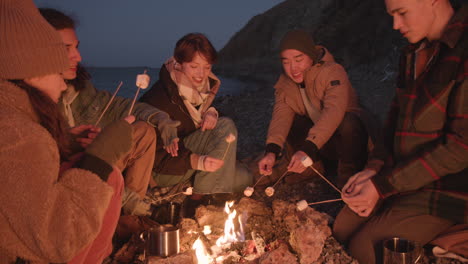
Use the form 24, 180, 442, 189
146, 251, 193, 264
179, 218, 199, 252
271, 200, 331, 263
236, 197, 273, 218
195, 204, 227, 229
259, 241, 298, 264
290, 223, 331, 264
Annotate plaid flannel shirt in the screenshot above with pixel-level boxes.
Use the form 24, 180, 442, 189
372, 5, 468, 224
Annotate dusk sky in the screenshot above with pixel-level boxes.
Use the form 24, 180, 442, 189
34, 0, 283, 68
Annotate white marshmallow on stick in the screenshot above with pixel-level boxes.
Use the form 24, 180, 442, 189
296, 200, 309, 211
243, 187, 254, 197
296, 198, 343, 211
264, 187, 275, 197
300, 156, 342, 194
151, 186, 193, 204
128, 70, 150, 116
95, 81, 123, 126
183, 187, 193, 195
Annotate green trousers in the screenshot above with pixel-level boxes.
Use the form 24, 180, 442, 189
154, 117, 252, 194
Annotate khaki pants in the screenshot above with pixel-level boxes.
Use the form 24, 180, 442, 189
333, 204, 455, 264
116, 121, 156, 198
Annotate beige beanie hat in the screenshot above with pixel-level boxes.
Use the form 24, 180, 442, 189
0, 0, 69, 80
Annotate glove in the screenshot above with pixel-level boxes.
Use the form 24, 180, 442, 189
85, 119, 133, 166
151, 112, 181, 147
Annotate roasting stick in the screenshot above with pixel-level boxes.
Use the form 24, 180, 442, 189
307, 198, 342, 205
301, 156, 342, 195
271, 170, 290, 188
296, 198, 343, 211
94, 81, 123, 126
128, 69, 149, 116
151, 187, 193, 204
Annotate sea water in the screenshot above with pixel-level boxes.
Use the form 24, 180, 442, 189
87, 67, 246, 99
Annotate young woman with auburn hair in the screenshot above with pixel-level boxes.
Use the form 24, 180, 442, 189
140, 33, 252, 215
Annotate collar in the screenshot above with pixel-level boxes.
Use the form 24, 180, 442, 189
405, 4, 468, 53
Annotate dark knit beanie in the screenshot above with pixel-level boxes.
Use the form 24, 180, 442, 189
279, 29, 319, 63
0, 0, 69, 79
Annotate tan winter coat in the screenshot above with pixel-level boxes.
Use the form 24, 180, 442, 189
0, 80, 114, 263
267, 47, 360, 150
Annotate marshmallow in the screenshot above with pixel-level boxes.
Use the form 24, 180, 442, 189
183, 187, 193, 195
244, 187, 254, 197
225, 133, 236, 143
301, 156, 313, 167
265, 187, 275, 197
296, 200, 309, 211
136, 73, 150, 89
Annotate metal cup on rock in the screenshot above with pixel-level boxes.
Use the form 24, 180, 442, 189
140, 225, 180, 259
383, 237, 422, 264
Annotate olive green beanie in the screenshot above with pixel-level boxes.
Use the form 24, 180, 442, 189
279, 29, 319, 63
0, 0, 69, 79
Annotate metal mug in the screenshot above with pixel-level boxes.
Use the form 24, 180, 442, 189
383, 237, 423, 264
140, 226, 180, 258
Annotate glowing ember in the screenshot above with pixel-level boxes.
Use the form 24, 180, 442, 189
203, 225, 212, 235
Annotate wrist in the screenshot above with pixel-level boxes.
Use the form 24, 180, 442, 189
265, 143, 281, 157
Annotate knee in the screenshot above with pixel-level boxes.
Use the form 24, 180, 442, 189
216, 117, 238, 136
132, 121, 156, 142
348, 229, 378, 264
337, 112, 366, 137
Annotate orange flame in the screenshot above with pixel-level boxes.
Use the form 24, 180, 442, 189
192, 201, 246, 263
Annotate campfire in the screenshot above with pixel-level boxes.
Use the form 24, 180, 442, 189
192, 201, 247, 263
127, 197, 356, 264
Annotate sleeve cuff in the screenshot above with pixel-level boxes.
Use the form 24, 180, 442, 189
299, 140, 319, 161
265, 143, 282, 157
76, 154, 113, 182
370, 170, 398, 199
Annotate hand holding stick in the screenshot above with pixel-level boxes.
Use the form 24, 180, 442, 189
94, 81, 123, 126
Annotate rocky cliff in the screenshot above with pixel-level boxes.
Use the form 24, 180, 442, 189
215, 0, 407, 120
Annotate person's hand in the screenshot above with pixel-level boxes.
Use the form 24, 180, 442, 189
342, 178, 380, 217
203, 156, 224, 172
201, 111, 218, 131
124, 115, 135, 124
258, 152, 276, 175
343, 168, 377, 196
69, 124, 101, 148
152, 112, 180, 149
287, 151, 309, 173
163, 138, 179, 157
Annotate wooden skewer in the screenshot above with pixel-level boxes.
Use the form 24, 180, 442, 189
271, 170, 290, 188
252, 174, 267, 188
308, 198, 342, 206
127, 87, 141, 116
221, 142, 231, 161
151, 191, 184, 204
128, 69, 148, 116
94, 81, 123, 126
309, 166, 342, 195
